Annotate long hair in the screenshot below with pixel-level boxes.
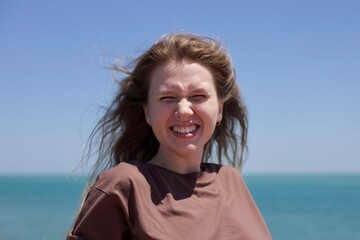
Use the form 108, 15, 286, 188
84, 32, 248, 182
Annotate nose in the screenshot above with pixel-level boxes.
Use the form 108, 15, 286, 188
175, 98, 193, 119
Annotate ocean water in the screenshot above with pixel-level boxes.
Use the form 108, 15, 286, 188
0, 175, 86, 240
0, 174, 359, 240
245, 175, 360, 239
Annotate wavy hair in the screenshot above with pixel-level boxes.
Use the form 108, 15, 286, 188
85, 32, 248, 181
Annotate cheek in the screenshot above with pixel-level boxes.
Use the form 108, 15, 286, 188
147, 104, 172, 124
194, 106, 219, 126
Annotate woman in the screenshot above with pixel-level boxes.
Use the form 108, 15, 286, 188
67, 32, 272, 239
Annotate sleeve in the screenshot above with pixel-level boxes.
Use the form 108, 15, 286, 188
235, 172, 272, 239
66, 186, 131, 240
222, 167, 272, 239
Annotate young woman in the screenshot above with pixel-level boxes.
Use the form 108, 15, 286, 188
67, 32, 272, 239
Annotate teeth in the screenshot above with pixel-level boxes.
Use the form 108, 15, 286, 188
173, 125, 197, 134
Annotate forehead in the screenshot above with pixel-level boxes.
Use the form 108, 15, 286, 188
149, 60, 216, 94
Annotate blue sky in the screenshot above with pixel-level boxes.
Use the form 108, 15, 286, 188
1, 0, 359, 174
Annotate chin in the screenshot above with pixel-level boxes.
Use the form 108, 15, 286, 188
175, 144, 200, 156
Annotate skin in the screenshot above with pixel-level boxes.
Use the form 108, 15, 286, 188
144, 60, 223, 174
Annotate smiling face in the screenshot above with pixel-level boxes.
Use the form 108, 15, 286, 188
144, 60, 223, 161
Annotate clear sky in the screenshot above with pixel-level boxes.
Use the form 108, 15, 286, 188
1, 0, 359, 175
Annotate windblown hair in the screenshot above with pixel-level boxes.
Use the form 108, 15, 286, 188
85, 32, 248, 181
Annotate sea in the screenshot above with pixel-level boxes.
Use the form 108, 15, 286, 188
0, 174, 359, 240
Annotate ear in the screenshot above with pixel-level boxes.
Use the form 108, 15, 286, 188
217, 100, 224, 123
143, 105, 151, 125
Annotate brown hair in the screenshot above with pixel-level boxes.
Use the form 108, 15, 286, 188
85, 32, 248, 181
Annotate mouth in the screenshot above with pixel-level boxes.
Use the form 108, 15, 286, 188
171, 125, 198, 134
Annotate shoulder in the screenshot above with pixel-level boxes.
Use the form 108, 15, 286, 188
204, 163, 246, 187
202, 162, 241, 175
93, 161, 148, 194
204, 163, 242, 177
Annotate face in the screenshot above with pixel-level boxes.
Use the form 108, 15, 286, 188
144, 60, 223, 159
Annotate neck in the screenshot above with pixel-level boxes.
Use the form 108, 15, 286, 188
149, 148, 203, 174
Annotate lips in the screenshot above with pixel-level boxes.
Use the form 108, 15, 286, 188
172, 125, 198, 134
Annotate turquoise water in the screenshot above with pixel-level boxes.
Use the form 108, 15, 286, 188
0, 175, 86, 240
246, 175, 360, 239
0, 174, 359, 240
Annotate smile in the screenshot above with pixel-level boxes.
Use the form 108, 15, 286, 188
172, 125, 198, 134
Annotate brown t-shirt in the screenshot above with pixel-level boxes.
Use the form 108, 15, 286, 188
67, 161, 272, 240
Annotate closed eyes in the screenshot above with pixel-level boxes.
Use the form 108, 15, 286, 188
188, 95, 207, 102
159, 96, 177, 102
159, 94, 208, 103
